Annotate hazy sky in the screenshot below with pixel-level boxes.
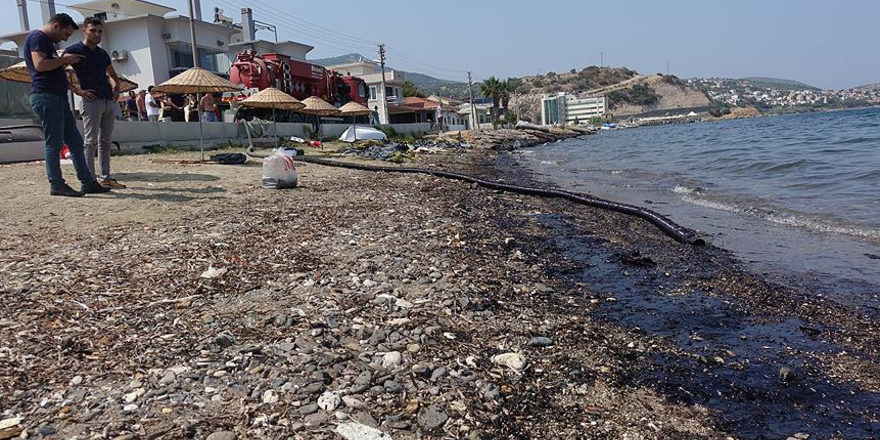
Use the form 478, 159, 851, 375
3, 0, 878, 89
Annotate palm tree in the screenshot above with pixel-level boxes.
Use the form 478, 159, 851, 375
480, 76, 503, 128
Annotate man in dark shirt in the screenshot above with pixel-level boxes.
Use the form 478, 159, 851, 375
64, 16, 125, 189
25, 13, 110, 197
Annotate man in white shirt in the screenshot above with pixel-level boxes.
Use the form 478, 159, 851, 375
145, 85, 160, 122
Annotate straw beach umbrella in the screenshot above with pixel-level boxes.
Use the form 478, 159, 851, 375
298, 96, 339, 138
338, 101, 372, 142
240, 87, 305, 148
153, 67, 242, 161
0, 60, 139, 92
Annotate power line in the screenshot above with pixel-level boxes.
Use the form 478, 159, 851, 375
225, 0, 467, 78
217, 0, 376, 53
26, 0, 140, 18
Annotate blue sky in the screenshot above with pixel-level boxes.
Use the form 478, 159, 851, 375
3, 0, 878, 89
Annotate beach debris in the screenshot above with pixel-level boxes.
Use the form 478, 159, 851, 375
200, 266, 227, 278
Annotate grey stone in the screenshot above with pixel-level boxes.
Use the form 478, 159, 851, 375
38, 425, 56, 436
383, 380, 403, 393
430, 367, 448, 381
299, 403, 319, 415
528, 337, 554, 347
492, 353, 527, 371
417, 405, 448, 430
206, 431, 236, 440
354, 371, 372, 386
159, 370, 176, 386
381, 351, 402, 369
304, 411, 330, 426
214, 334, 234, 349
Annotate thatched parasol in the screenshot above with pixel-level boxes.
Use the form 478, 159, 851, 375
298, 96, 340, 116
338, 101, 372, 142
153, 67, 243, 161
297, 96, 339, 140
0, 61, 139, 93
240, 88, 305, 148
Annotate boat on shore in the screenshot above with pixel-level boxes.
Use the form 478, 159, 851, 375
0, 125, 44, 164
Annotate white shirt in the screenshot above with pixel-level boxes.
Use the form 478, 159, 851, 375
145, 93, 160, 116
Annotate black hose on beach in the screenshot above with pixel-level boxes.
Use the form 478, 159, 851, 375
288, 154, 705, 246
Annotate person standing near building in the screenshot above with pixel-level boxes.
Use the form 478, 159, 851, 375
145, 86, 160, 121
63, 16, 126, 189
136, 90, 147, 120
25, 13, 110, 197
124, 90, 138, 120
199, 93, 217, 122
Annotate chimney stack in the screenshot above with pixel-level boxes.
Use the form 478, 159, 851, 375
192, 0, 202, 20
40, 0, 56, 24
240, 7, 255, 41
16, 0, 29, 31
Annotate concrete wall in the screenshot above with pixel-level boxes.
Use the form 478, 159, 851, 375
105, 121, 432, 146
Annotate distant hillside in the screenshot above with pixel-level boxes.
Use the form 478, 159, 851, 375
311, 53, 469, 99
740, 77, 820, 91
512, 66, 712, 121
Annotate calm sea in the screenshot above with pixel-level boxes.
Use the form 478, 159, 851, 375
516, 108, 880, 300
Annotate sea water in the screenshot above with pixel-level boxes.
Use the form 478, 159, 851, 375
517, 108, 880, 305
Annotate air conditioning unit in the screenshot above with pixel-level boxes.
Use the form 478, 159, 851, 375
111, 49, 128, 61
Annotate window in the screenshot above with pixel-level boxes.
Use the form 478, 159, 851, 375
386, 86, 394, 98
359, 83, 368, 98
369, 86, 377, 100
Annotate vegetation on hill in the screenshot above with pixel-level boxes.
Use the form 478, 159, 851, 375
512, 66, 638, 95
740, 77, 820, 91
607, 83, 660, 108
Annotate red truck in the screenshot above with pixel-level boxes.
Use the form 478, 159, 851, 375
230, 49, 368, 108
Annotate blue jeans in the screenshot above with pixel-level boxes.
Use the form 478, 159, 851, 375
203, 111, 217, 122
30, 93, 93, 187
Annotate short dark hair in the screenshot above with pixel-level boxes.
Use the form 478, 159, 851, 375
83, 16, 103, 29
148, 86, 154, 92
49, 13, 79, 30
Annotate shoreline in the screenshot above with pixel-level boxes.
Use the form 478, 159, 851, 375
0, 147, 878, 438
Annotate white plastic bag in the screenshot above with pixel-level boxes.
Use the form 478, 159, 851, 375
262, 154, 298, 189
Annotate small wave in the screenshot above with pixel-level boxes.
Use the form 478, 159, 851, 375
673, 185, 707, 195
610, 170, 623, 175
539, 160, 558, 166
681, 195, 742, 213
681, 195, 880, 242
765, 214, 880, 241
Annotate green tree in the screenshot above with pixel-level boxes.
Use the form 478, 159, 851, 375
402, 80, 425, 98
480, 76, 504, 128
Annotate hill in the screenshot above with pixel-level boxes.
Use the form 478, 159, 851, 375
740, 77, 820, 91
511, 66, 713, 122
311, 53, 469, 99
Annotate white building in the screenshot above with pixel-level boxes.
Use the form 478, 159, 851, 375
327, 60, 407, 124
1, 0, 314, 93
541, 92, 606, 125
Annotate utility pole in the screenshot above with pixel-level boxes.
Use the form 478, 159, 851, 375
467, 71, 479, 132
600, 52, 603, 68
667, 61, 670, 75
377, 44, 389, 125
188, 0, 199, 68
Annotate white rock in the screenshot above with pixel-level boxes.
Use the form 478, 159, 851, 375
317, 391, 341, 411
123, 403, 138, 412
492, 352, 528, 371
71, 375, 83, 385
381, 351, 403, 368
342, 395, 367, 410
200, 266, 227, 279
262, 389, 279, 404
0, 417, 22, 430
124, 388, 144, 403
335, 422, 393, 440
388, 318, 411, 326
395, 298, 414, 308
